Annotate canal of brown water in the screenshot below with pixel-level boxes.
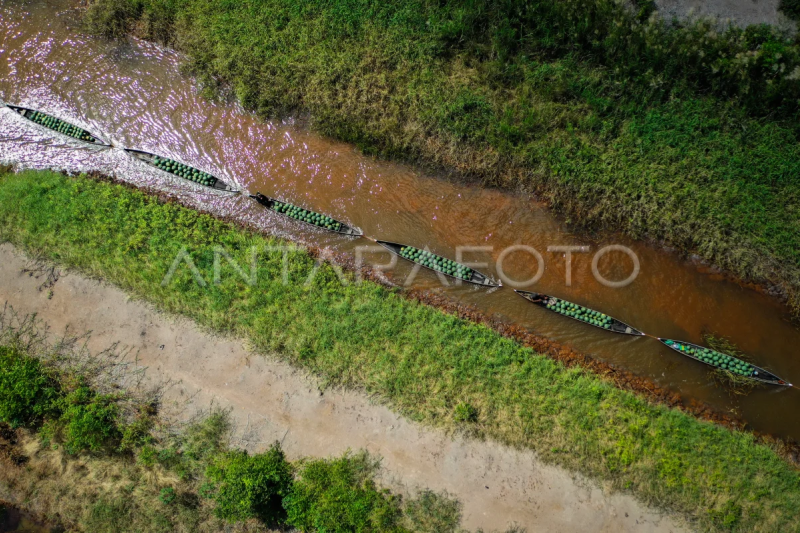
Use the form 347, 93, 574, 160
1, 0, 798, 441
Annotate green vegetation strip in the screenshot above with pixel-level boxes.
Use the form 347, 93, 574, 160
0, 169, 799, 532
86, 0, 800, 313
26, 110, 96, 143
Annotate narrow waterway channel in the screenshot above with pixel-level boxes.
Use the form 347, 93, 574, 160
1, 0, 798, 441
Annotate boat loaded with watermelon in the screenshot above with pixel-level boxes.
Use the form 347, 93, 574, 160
376, 240, 500, 287
5, 104, 109, 146
515, 291, 644, 336
124, 149, 239, 193
658, 338, 791, 386
251, 193, 362, 236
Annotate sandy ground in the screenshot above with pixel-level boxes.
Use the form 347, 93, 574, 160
655, 0, 794, 29
0, 243, 688, 533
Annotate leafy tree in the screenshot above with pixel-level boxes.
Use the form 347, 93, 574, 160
284, 451, 407, 533
0, 346, 60, 427
59, 386, 122, 454
206, 443, 293, 525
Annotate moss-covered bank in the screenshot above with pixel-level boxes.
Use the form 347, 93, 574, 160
83, 0, 800, 313
1, 168, 799, 531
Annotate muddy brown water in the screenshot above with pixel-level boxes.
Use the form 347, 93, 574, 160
1, 1, 799, 441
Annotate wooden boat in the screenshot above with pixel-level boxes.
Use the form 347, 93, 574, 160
515, 291, 645, 336
250, 193, 362, 236
658, 338, 791, 386
124, 149, 238, 193
5, 104, 109, 146
376, 240, 501, 287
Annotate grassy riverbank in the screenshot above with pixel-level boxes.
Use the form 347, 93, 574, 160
84, 0, 800, 312
1, 169, 799, 531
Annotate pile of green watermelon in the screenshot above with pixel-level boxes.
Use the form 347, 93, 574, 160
152, 156, 216, 187
663, 340, 756, 377
399, 246, 472, 280
546, 298, 613, 329
27, 110, 95, 142
271, 200, 342, 231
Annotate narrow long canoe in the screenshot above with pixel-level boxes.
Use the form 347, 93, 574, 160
658, 338, 791, 386
5, 104, 109, 146
250, 193, 362, 236
515, 290, 645, 336
376, 240, 501, 287
124, 149, 238, 193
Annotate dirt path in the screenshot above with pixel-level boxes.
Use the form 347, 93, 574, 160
0, 243, 687, 532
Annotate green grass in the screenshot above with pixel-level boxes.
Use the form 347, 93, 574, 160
1, 169, 799, 531
84, 0, 800, 313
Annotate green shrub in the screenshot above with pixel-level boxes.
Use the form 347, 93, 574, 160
137, 444, 158, 467
119, 413, 155, 452
159, 487, 176, 505
206, 444, 293, 525
58, 386, 122, 454
284, 451, 407, 533
453, 402, 478, 423
155, 446, 182, 469
198, 482, 216, 499
780, 0, 800, 21
0, 346, 60, 428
